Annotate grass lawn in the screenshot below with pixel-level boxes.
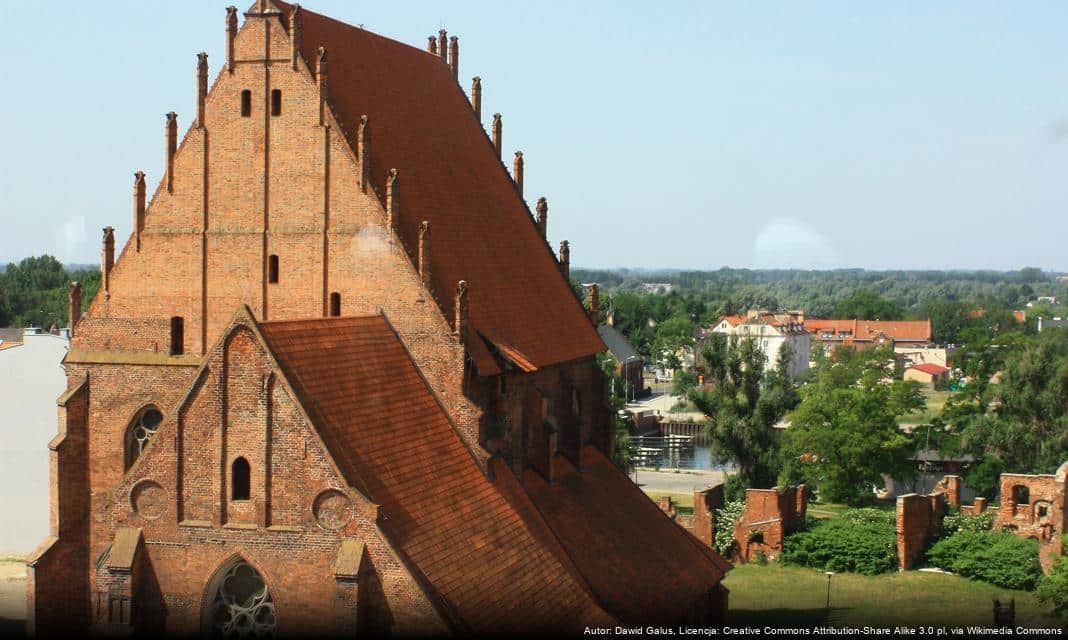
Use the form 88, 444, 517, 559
901, 388, 954, 425
642, 490, 694, 515
724, 563, 1061, 628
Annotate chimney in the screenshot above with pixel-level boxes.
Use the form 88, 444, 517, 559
289, 4, 302, 70
437, 30, 447, 62
386, 169, 399, 232
101, 227, 115, 294
513, 151, 524, 198
559, 240, 570, 281
449, 36, 459, 80
418, 221, 432, 287
470, 76, 482, 120
196, 53, 208, 128
455, 280, 469, 343
427, 36, 437, 55
226, 6, 238, 73
165, 112, 178, 193
492, 113, 502, 159
586, 283, 600, 326
68, 282, 82, 338
535, 197, 548, 238
357, 115, 370, 192
133, 171, 146, 251
316, 47, 328, 125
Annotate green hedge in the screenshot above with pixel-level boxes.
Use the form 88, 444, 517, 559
926, 531, 1041, 590
1037, 557, 1068, 615
940, 511, 995, 537
781, 512, 897, 575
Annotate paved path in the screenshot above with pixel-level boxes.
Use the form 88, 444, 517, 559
633, 468, 725, 494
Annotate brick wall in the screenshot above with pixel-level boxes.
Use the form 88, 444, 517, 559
733, 486, 806, 563
995, 472, 1066, 572
691, 485, 724, 548
895, 492, 945, 570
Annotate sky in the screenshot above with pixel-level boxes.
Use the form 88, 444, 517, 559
1, 1, 1066, 271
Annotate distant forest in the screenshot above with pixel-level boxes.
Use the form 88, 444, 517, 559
0, 256, 100, 329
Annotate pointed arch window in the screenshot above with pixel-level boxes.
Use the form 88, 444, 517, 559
125, 406, 163, 470
205, 560, 276, 638
232, 457, 251, 501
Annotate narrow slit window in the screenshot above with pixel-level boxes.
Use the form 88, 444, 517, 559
271, 89, 282, 116
169, 316, 184, 356
240, 90, 252, 117
268, 255, 279, 283
232, 457, 250, 500
330, 292, 341, 317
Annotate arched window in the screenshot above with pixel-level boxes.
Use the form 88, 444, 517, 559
1012, 485, 1030, 505
170, 316, 184, 356
232, 457, 250, 501
240, 90, 252, 117
330, 292, 341, 317
125, 406, 163, 470
270, 89, 282, 116
268, 255, 279, 284
205, 560, 276, 637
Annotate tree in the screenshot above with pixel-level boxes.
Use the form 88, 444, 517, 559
782, 347, 923, 505
0, 255, 100, 329
833, 289, 903, 321
690, 336, 799, 492
946, 329, 1068, 476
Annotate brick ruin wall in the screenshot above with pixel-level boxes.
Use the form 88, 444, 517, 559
733, 486, 807, 563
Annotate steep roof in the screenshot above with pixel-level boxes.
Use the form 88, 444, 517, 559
272, 2, 604, 373
522, 446, 731, 624
258, 315, 612, 634
597, 324, 641, 364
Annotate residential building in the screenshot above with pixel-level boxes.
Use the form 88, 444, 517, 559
0, 328, 69, 555
597, 324, 646, 400
27, 3, 729, 636
711, 310, 810, 381
804, 318, 932, 355
904, 363, 950, 388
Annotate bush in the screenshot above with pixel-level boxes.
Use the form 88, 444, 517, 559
781, 511, 897, 575
926, 531, 1041, 590
713, 499, 745, 557
941, 511, 995, 537
1037, 557, 1068, 615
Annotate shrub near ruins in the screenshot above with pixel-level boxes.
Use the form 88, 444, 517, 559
781, 510, 897, 575
926, 531, 1042, 590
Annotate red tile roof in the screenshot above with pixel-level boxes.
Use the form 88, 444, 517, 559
272, 2, 604, 374
522, 446, 731, 624
258, 315, 612, 633
909, 363, 949, 376
805, 319, 931, 342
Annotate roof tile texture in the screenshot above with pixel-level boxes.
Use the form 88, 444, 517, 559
275, 2, 604, 372
259, 315, 611, 633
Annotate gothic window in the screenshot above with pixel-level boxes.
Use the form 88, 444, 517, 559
330, 292, 341, 317
240, 90, 252, 117
268, 255, 279, 284
125, 406, 163, 470
207, 561, 276, 638
170, 316, 184, 356
232, 457, 251, 501
270, 89, 281, 116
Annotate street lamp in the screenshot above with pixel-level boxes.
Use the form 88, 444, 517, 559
824, 571, 834, 625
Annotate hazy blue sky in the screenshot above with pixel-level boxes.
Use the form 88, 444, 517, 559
1, 1, 1066, 271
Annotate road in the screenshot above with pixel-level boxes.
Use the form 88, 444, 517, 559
633, 468, 725, 494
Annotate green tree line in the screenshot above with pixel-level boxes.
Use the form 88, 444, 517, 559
0, 255, 100, 328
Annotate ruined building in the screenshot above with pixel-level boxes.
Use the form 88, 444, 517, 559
26, 2, 730, 636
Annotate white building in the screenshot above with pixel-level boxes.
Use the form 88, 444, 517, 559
711, 311, 810, 381
0, 327, 69, 554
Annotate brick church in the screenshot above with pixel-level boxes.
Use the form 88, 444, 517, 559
27, 2, 729, 636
